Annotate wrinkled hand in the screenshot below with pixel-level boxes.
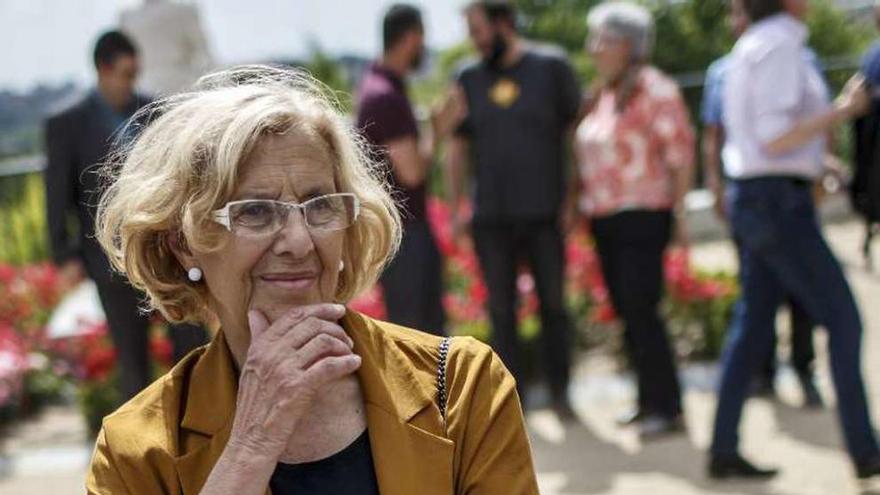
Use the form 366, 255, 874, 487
227, 304, 359, 460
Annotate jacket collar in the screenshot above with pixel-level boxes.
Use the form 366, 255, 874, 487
174, 310, 453, 495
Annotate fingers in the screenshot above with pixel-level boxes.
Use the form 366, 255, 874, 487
260, 303, 346, 342
248, 310, 270, 341
286, 317, 353, 350
297, 332, 355, 369
303, 354, 362, 388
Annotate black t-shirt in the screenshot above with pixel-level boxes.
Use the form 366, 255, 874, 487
356, 63, 427, 222
269, 430, 380, 494
456, 45, 582, 222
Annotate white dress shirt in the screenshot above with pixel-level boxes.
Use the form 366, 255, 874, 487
721, 13, 830, 180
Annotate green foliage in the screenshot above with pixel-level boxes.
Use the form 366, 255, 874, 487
0, 172, 49, 264
303, 42, 354, 112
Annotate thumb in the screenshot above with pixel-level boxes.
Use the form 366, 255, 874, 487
247, 309, 270, 341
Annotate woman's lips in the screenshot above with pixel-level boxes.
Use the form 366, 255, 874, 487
258, 272, 318, 291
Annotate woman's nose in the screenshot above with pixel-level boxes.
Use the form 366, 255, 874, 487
272, 208, 315, 258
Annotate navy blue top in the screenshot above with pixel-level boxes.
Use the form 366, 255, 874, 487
268, 430, 380, 494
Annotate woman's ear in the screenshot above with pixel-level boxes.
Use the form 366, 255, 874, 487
165, 231, 198, 272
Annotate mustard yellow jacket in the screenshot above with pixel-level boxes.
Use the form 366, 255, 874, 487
86, 311, 539, 494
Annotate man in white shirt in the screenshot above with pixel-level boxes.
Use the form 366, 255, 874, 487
708, 0, 880, 481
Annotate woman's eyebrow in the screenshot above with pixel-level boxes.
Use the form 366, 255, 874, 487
232, 190, 279, 200
298, 185, 335, 200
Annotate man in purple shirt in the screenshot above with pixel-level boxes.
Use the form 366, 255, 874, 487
355, 4, 463, 335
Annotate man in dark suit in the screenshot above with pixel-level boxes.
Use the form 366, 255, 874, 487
44, 30, 207, 402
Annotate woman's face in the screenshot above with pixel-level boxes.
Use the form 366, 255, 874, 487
194, 131, 346, 331
587, 27, 633, 82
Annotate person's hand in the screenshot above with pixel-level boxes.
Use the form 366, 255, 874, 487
431, 85, 468, 139
836, 73, 870, 120
58, 259, 85, 290
708, 180, 727, 221
560, 198, 583, 235
226, 304, 359, 461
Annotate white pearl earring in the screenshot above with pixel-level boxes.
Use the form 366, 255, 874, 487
187, 267, 203, 282
338, 260, 345, 273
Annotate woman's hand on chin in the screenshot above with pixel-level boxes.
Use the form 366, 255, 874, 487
201, 303, 358, 495
230, 303, 357, 457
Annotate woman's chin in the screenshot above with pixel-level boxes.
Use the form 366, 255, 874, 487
251, 291, 324, 323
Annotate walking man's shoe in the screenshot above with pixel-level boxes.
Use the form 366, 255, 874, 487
708, 454, 779, 480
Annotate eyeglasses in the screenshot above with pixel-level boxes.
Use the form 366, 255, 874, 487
212, 193, 360, 237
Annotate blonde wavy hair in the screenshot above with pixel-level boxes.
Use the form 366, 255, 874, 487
96, 65, 402, 324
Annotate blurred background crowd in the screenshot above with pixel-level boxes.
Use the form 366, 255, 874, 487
5, 0, 880, 493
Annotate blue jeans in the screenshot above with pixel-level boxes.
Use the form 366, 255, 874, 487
711, 177, 879, 464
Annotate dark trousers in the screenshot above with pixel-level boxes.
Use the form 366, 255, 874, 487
711, 177, 879, 464
92, 274, 151, 402
591, 210, 683, 418
762, 297, 816, 381
472, 219, 573, 402
89, 258, 208, 402
380, 219, 446, 335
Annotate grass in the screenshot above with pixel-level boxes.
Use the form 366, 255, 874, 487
0, 172, 49, 265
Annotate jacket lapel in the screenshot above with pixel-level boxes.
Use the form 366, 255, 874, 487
344, 311, 455, 495
172, 330, 247, 495
172, 312, 454, 495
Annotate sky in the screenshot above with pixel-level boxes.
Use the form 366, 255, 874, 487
0, 0, 469, 92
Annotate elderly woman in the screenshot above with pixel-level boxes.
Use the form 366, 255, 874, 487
85, 66, 538, 494
571, 2, 694, 438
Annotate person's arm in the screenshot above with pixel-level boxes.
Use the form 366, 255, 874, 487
86, 428, 134, 495
446, 135, 470, 241
385, 136, 431, 188
765, 103, 861, 156
43, 114, 82, 266
557, 56, 585, 233
446, 339, 539, 494
385, 89, 467, 190
754, 45, 868, 156
654, 83, 696, 245
701, 125, 726, 218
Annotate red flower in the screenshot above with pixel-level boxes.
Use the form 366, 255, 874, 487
0, 264, 15, 285
349, 286, 386, 320
83, 346, 116, 382
150, 335, 173, 365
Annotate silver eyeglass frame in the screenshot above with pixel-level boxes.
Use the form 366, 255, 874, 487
211, 193, 361, 233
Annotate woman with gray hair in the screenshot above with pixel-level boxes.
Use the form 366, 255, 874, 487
567, 1, 695, 438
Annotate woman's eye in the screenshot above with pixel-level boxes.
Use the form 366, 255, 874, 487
311, 198, 332, 210
235, 203, 274, 224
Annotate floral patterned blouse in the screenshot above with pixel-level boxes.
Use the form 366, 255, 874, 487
575, 66, 695, 218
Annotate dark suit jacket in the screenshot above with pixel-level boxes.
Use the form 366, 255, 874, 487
43, 91, 150, 280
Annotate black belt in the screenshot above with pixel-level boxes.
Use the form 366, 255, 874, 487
734, 176, 812, 188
